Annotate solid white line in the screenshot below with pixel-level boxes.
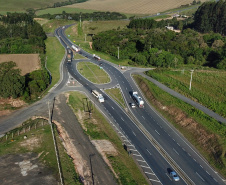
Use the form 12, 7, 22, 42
196, 172, 205, 181
173, 148, 179, 155
155, 130, 160, 135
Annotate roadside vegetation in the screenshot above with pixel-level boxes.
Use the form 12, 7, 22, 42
68, 91, 148, 185
0, 118, 81, 184
77, 62, 110, 84
146, 68, 226, 118
133, 74, 226, 177
105, 88, 126, 109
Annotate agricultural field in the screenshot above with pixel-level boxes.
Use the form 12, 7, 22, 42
65, 0, 207, 15
0, 54, 40, 76
146, 68, 226, 118
77, 62, 110, 84
0, 0, 67, 13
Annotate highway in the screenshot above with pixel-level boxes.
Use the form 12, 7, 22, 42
57, 25, 225, 185
0, 25, 225, 185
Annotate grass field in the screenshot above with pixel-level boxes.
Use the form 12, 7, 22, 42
45, 37, 65, 89
105, 88, 126, 109
68, 91, 148, 184
77, 62, 110, 84
0, 0, 67, 13
146, 68, 226, 118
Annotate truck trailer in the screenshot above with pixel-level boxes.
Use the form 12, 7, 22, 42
93, 54, 101, 61
132, 91, 144, 108
72, 45, 80, 52
91, 90, 104, 103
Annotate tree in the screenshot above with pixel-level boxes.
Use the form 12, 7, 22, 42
0, 61, 25, 98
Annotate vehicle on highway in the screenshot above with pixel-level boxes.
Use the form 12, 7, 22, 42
99, 63, 103, 65
72, 45, 80, 52
130, 103, 136, 108
66, 47, 73, 62
132, 91, 144, 108
91, 90, 104, 103
170, 171, 180, 181
93, 54, 101, 61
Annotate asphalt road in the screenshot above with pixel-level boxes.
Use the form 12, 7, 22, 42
0, 25, 225, 185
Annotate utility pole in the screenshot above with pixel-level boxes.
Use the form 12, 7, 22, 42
189, 70, 194, 90
117, 47, 119, 59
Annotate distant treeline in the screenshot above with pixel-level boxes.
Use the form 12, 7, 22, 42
51, 0, 88, 8
0, 13, 47, 54
38, 11, 127, 21
193, 0, 226, 35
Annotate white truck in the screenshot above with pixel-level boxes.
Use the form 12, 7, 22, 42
91, 90, 104, 103
132, 91, 144, 108
72, 45, 80, 52
93, 54, 101, 61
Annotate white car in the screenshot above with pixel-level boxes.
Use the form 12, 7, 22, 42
170, 171, 180, 181
130, 103, 136, 108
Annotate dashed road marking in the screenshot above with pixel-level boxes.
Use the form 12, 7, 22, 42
146, 149, 152, 156
155, 130, 160, 135
173, 148, 179, 155
196, 172, 205, 182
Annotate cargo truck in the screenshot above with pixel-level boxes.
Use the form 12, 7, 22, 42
93, 54, 101, 61
91, 90, 104, 103
72, 45, 80, 52
132, 91, 144, 108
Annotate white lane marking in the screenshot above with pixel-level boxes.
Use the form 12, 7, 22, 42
182, 148, 185, 151
206, 171, 210, 175
213, 178, 218, 182
155, 130, 160, 135
200, 165, 203, 168
140, 165, 151, 169
177, 143, 180, 146
111, 106, 114, 110
132, 131, 136, 136
196, 172, 205, 182
173, 138, 175, 141
142, 116, 145, 120
146, 149, 152, 156
133, 153, 141, 156
137, 159, 146, 163
121, 117, 124, 121
149, 179, 161, 182
145, 172, 155, 175
193, 158, 196, 162
173, 148, 179, 155
188, 153, 191, 156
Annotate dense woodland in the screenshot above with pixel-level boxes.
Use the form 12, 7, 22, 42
0, 13, 49, 100
92, 1, 226, 69
0, 13, 47, 54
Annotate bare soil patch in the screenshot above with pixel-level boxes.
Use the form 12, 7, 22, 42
0, 54, 40, 76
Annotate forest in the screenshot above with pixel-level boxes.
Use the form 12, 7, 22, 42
0, 13, 47, 54
0, 13, 49, 100
92, 1, 226, 69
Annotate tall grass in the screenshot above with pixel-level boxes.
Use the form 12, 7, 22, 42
146, 68, 226, 118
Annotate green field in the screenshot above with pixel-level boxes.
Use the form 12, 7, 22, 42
68, 91, 148, 184
36, 7, 95, 16
105, 88, 126, 109
146, 68, 226, 118
45, 37, 65, 90
0, 0, 67, 13
77, 62, 110, 84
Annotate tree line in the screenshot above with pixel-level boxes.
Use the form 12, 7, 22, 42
38, 11, 127, 21
193, 0, 226, 35
0, 13, 47, 54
